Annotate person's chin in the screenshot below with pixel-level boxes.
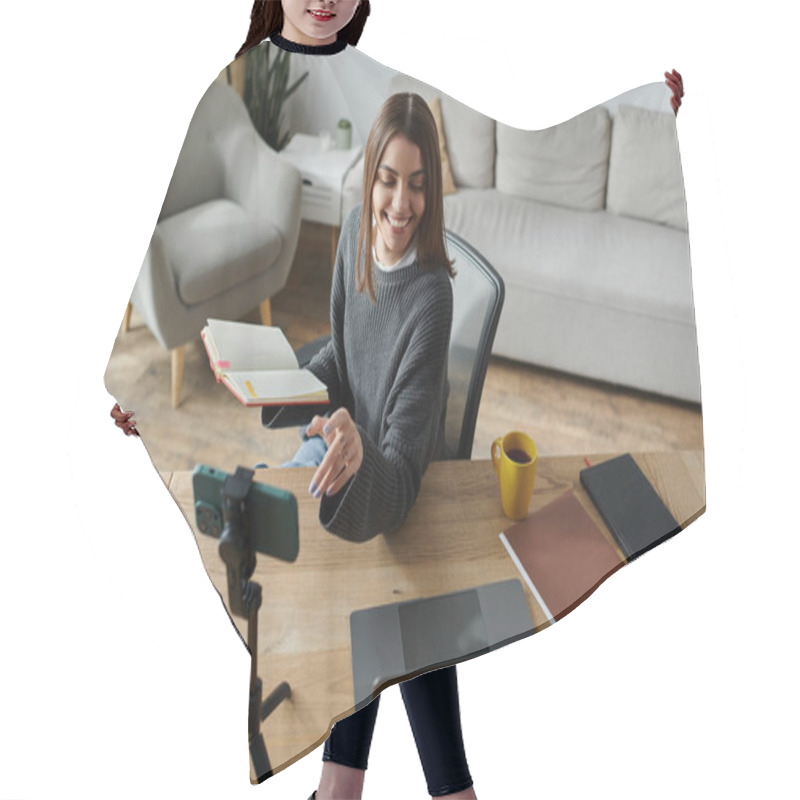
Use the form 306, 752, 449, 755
382, 231, 414, 258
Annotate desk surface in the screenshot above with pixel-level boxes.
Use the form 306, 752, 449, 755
167, 451, 704, 776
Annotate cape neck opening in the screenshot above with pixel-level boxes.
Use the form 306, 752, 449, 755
270, 32, 347, 55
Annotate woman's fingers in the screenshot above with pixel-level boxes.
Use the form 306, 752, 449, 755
111, 404, 139, 436
305, 415, 328, 441
665, 69, 684, 116
665, 68, 682, 86
307, 409, 363, 498
325, 442, 364, 496
310, 431, 349, 498
324, 464, 353, 497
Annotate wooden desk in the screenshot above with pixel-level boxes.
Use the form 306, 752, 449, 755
167, 451, 704, 776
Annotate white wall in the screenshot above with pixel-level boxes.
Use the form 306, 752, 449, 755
284, 49, 671, 149
286, 48, 398, 147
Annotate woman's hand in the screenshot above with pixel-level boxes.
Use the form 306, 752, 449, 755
306, 408, 363, 499
665, 68, 684, 115
110, 403, 139, 437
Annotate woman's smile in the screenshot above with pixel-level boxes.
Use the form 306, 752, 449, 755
385, 213, 412, 231
307, 8, 335, 22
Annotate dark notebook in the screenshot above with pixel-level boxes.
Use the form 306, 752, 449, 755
580, 454, 681, 562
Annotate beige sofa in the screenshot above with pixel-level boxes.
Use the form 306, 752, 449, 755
343, 78, 700, 404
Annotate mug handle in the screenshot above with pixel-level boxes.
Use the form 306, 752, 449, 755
491, 437, 502, 475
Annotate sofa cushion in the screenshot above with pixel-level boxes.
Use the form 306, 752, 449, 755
606, 105, 688, 230
495, 106, 611, 211
443, 189, 694, 325
160, 198, 283, 306
428, 97, 457, 195
389, 74, 495, 189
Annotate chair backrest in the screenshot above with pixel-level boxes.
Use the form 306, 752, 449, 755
442, 230, 505, 460
160, 80, 252, 222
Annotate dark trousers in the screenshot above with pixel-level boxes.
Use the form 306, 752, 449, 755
323, 665, 473, 797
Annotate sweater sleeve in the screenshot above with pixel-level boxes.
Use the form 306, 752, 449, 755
318, 275, 453, 542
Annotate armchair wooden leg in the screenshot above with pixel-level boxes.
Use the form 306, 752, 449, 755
122, 302, 133, 332
259, 298, 272, 326
171, 345, 185, 409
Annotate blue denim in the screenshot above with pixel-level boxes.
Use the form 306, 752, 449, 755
281, 430, 329, 468
254, 428, 329, 471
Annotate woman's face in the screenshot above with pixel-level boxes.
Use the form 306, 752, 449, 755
372, 133, 427, 266
280, 0, 360, 46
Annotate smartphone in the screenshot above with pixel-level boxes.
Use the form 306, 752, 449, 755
192, 464, 299, 563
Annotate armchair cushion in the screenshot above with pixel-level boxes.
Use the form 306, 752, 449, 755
160, 198, 283, 305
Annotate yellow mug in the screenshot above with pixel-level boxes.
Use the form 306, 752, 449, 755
491, 431, 538, 520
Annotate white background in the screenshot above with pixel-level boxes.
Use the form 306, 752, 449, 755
2, 1, 798, 798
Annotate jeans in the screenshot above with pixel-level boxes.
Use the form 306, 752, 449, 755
281, 431, 329, 468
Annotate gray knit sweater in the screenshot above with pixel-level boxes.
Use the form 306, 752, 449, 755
305, 205, 452, 542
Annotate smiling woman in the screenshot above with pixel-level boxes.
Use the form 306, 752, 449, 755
355, 92, 453, 301
282, 0, 361, 45
287, 91, 472, 800
236, 0, 371, 58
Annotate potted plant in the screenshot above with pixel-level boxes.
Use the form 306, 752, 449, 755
239, 42, 309, 152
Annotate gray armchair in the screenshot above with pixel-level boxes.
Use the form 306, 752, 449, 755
126, 78, 302, 407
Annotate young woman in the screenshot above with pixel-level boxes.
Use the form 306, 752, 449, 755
263, 91, 476, 799
276, 93, 454, 536
236, 0, 371, 57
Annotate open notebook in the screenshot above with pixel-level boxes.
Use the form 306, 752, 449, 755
201, 318, 328, 406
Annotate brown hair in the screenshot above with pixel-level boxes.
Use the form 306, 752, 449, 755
236, 1, 371, 60
356, 93, 455, 303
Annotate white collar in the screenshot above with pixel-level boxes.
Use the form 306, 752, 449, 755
373, 242, 418, 272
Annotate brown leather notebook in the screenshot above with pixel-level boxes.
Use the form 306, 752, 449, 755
500, 491, 624, 623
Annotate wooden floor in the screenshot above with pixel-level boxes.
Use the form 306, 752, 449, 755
104, 222, 704, 475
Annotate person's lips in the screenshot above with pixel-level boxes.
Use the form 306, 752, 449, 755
307, 9, 335, 21
384, 212, 413, 232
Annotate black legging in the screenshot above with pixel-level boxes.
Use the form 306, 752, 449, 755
323, 665, 473, 797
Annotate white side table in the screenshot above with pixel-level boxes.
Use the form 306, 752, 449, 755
278, 133, 362, 268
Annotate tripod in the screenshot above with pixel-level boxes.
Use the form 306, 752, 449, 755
218, 467, 291, 781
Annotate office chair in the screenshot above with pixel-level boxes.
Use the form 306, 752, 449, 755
271, 230, 505, 460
